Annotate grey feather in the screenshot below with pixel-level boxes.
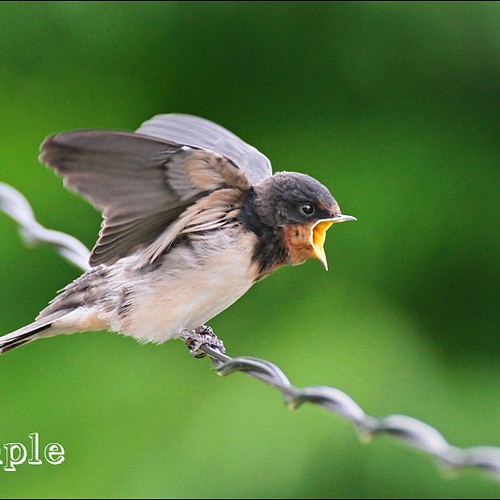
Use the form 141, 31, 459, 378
136, 114, 273, 185
40, 124, 254, 267
0, 311, 67, 354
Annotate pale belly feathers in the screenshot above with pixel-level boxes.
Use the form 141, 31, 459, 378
99, 227, 258, 344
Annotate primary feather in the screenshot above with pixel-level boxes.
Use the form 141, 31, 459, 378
40, 114, 267, 266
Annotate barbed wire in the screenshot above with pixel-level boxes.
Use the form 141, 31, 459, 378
1, 180, 499, 483
0, 182, 91, 271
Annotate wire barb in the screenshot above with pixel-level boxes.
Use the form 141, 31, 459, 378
1, 181, 499, 482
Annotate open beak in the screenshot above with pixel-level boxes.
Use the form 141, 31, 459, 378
311, 214, 357, 270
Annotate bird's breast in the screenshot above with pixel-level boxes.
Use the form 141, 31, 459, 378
105, 225, 260, 343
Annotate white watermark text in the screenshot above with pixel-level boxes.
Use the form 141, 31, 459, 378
0, 432, 65, 471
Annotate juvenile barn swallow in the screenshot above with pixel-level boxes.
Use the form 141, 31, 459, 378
0, 114, 355, 354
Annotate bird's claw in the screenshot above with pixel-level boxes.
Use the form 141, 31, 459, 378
182, 325, 226, 358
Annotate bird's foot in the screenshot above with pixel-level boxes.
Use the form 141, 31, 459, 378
182, 325, 226, 358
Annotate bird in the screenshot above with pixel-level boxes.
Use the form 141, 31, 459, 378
0, 114, 356, 355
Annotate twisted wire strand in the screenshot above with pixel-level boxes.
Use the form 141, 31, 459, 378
0, 182, 91, 271
198, 344, 500, 480
1, 181, 499, 482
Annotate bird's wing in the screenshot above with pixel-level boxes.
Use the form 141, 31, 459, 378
136, 114, 273, 185
40, 126, 256, 267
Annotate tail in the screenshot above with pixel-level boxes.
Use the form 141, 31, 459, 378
0, 310, 73, 355
0, 319, 56, 354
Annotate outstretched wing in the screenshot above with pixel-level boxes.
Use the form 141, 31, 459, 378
40, 116, 266, 267
136, 114, 272, 185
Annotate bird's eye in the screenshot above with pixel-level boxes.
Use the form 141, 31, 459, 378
301, 203, 315, 216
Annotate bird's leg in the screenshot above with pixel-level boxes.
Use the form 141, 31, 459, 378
181, 325, 226, 358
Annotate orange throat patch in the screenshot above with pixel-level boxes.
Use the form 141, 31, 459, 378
282, 223, 317, 265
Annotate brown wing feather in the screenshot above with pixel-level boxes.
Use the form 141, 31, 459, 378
40, 127, 252, 266
138, 188, 244, 266
136, 114, 272, 185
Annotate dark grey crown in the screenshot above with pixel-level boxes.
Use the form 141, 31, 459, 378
253, 171, 339, 227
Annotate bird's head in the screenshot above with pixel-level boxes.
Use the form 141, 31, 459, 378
253, 172, 356, 270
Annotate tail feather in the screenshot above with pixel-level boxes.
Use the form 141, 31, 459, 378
0, 320, 53, 354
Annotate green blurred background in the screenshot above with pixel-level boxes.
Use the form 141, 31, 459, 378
0, 2, 499, 498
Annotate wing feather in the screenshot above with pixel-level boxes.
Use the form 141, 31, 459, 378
136, 114, 272, 185
40, 117, 261, 266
